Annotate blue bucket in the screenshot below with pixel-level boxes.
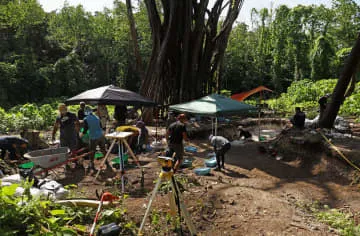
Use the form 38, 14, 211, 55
181, 159, 193, 168
205, 157, 217, 168
194, 167, 211, 176
185, 146, 197, 153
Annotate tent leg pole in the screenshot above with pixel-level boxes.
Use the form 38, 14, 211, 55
215, 117, 218, 136
212, 118, 214, 135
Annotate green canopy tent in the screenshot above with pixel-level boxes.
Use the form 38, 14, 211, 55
169, 94, 257, 135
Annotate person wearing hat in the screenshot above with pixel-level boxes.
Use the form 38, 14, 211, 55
136, 120, 149, 154
80, 107, 109, 172
52, 104, 79, 151
209, 134, 231, 171
166, 114, 189, 172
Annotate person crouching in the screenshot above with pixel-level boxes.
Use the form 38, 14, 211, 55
209, 135, 231, 171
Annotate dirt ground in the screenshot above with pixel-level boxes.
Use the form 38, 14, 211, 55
48, 127, 360, 236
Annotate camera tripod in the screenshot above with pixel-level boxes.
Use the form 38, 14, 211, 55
138, 156, 197, 236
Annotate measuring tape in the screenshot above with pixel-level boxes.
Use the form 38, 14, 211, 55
319, 131, 360, 172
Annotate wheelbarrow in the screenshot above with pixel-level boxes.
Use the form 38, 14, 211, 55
23, 147, 92, 178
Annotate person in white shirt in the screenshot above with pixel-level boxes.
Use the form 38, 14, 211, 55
209, 135, 231, 171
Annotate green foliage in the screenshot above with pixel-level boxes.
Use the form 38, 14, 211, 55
223, 0, 360, 94
316, 208, 360, 235
0, 0, 359, 108
0, 181, 135, 235
220, 90, 232, 97
0, 0, 150, 108
0, 102, 79, 133
267, 79, 360, 118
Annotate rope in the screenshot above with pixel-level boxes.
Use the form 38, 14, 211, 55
319, 131, 360, 173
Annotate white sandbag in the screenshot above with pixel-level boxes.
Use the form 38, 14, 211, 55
40, 189, 55, 199
55, 188, 69, 200
1, 181, 12, 186
30, 188, 42, 198
1, 174, 22, 183
15, 187, 25, 197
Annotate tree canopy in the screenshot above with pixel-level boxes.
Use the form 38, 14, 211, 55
0, 0, 359, 108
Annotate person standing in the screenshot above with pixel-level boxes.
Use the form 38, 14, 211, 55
97, 104, 109, 132
80, 107, 108, 172
209, 135, 231, 171
78, 102, 86, 121
166, 114, 189, 173
114, 105, 127, 128
52, 104, 79, 151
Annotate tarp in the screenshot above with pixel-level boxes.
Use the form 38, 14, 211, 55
169, 93, 257, 116
231, 86, 273, 101
65, 85, 156, 106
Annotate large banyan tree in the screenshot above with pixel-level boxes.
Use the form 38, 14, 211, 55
128, 0, 245, 106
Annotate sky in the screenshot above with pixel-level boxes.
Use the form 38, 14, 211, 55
37, 0, 351, 25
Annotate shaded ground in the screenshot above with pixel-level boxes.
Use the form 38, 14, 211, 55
3, 120, 358, 235
45, 131, 360, 235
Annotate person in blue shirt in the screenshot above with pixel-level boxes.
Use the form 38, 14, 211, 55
80, 107, 108, 172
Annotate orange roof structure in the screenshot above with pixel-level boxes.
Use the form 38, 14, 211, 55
231, 86, 273, 101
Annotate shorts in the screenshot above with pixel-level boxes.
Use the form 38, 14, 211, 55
60, 136, 78, 151
89, 136, 106, 152
168, 143, 184, 162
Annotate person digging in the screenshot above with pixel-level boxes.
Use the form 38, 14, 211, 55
0, 136, 29, 162
209, 135, 231, 171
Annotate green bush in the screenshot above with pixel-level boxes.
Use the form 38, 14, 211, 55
0, 102, 115, 133
267, 79, 360, 119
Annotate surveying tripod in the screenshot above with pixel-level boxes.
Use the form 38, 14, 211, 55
138, 156, 197, 236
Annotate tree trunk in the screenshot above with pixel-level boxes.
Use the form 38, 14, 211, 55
319, 33, 360, 128
126, 0, 144, 80
139, 0, 244, 107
